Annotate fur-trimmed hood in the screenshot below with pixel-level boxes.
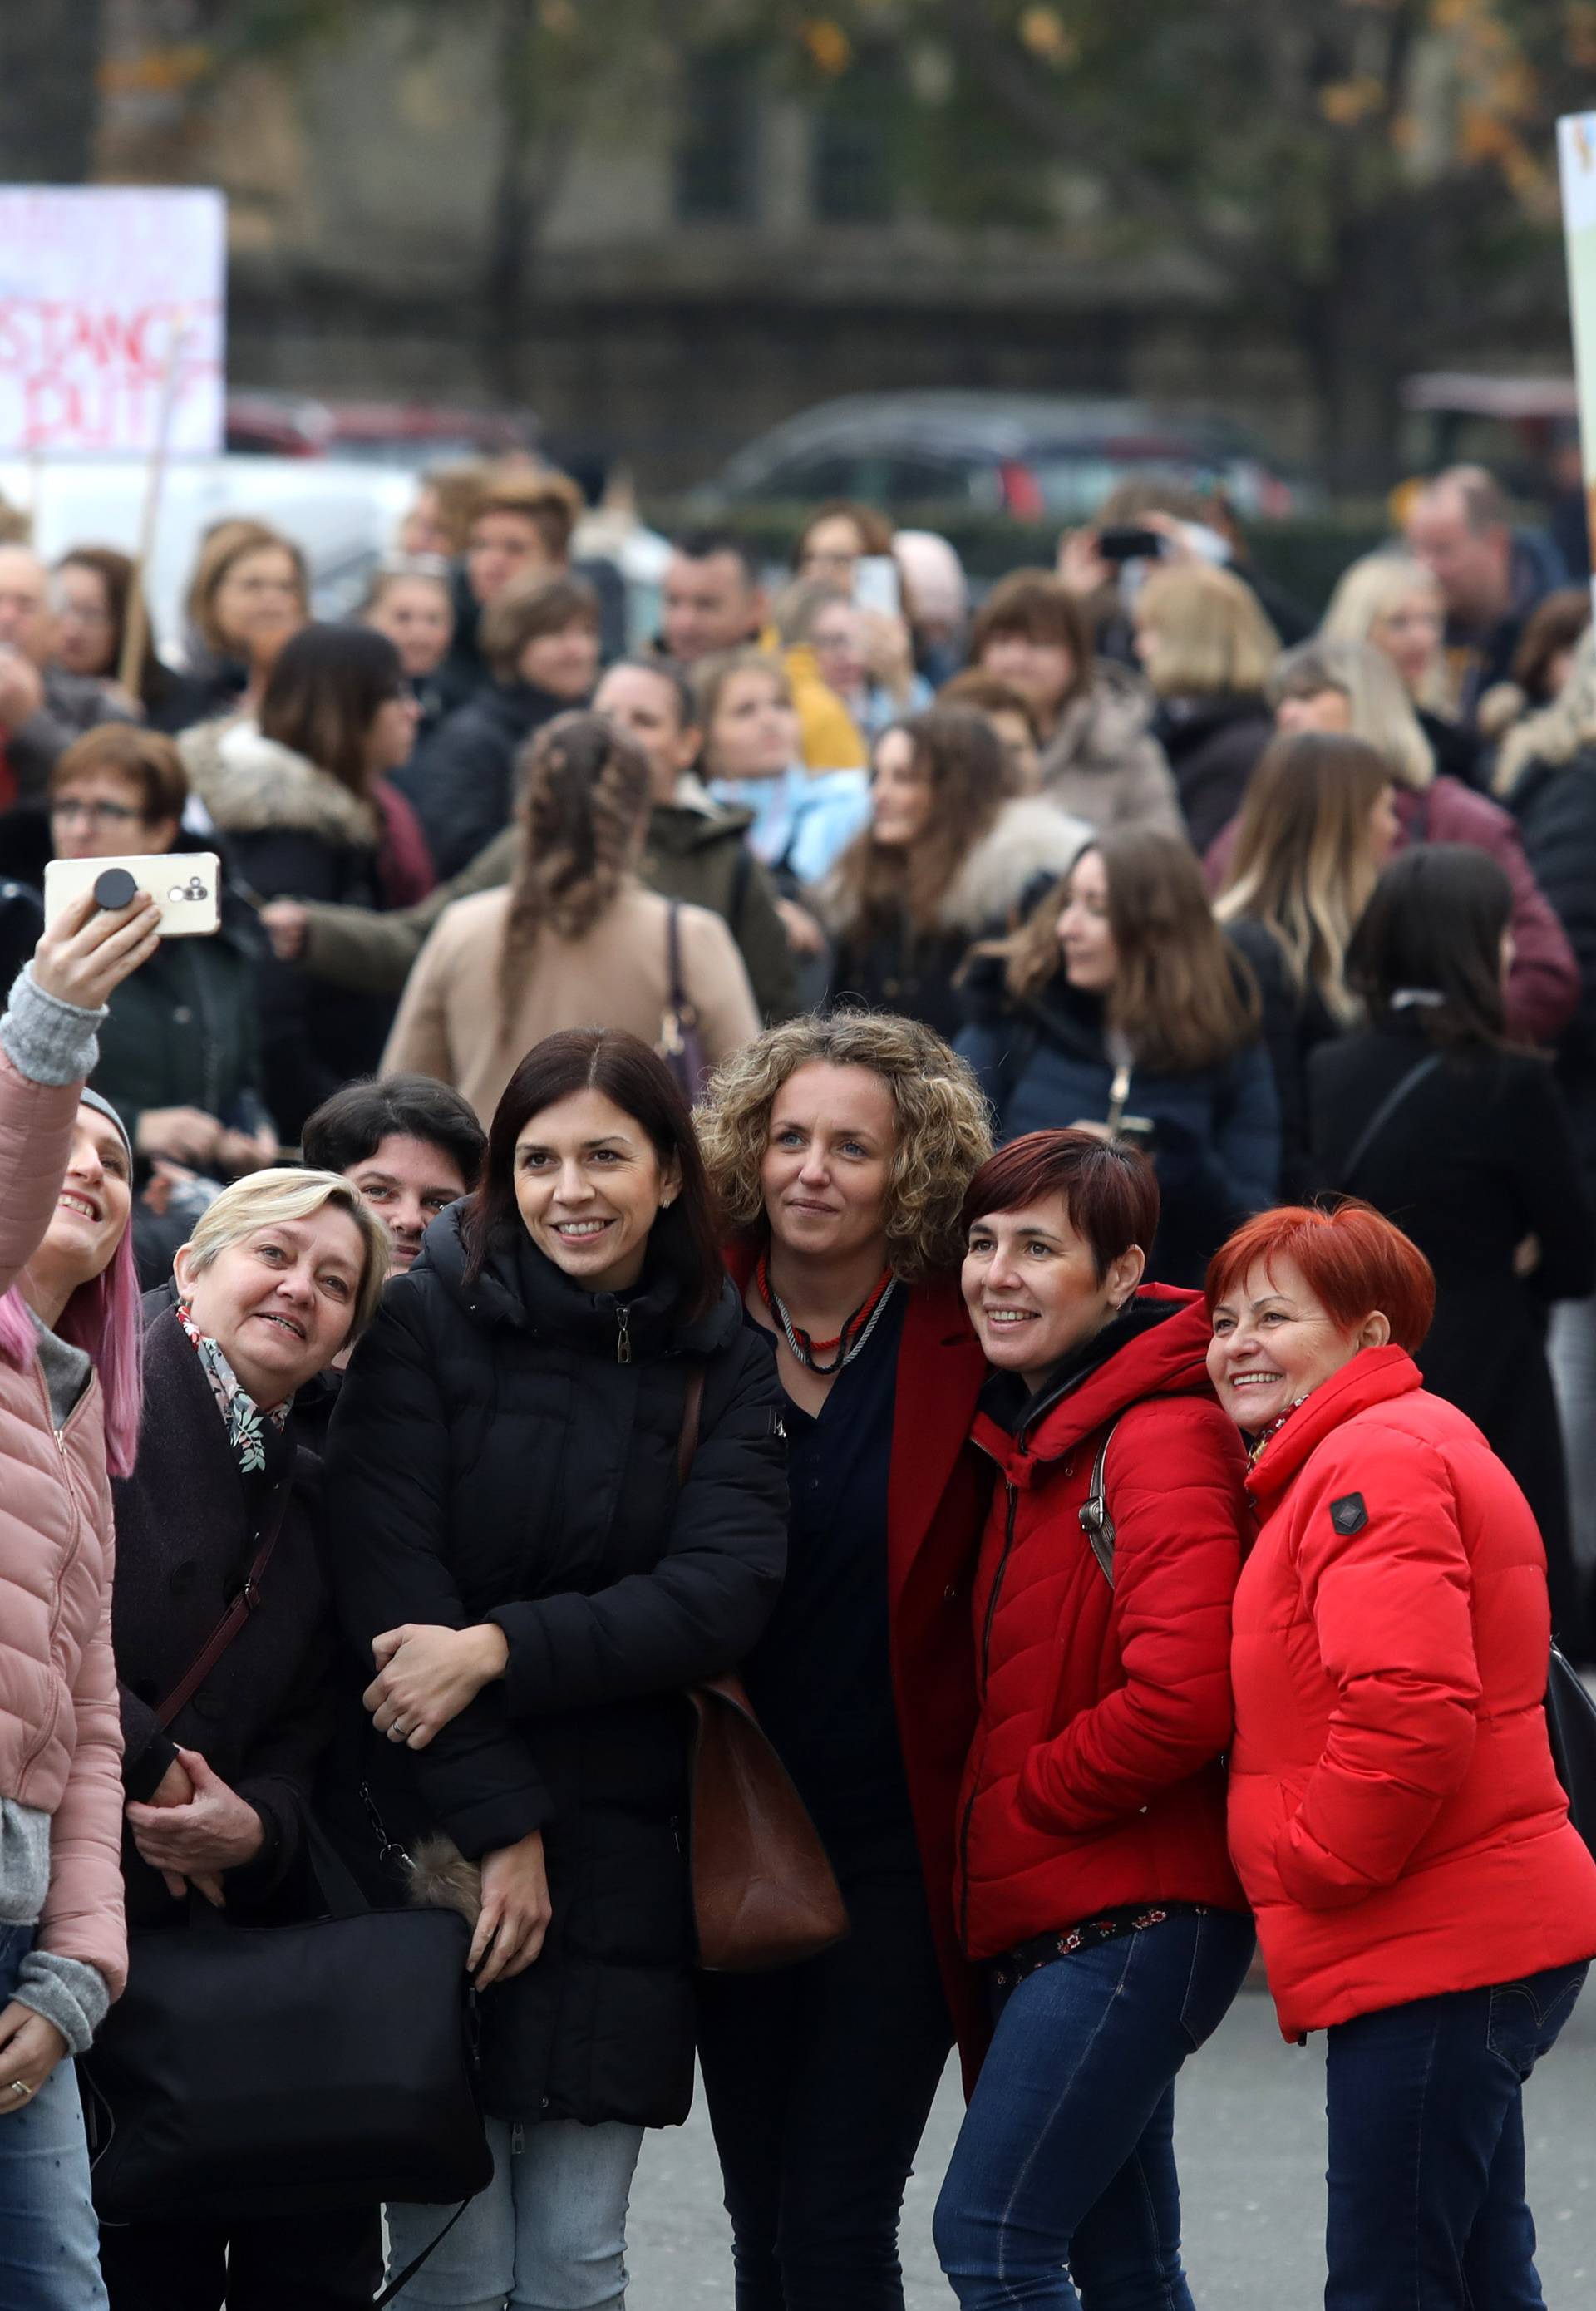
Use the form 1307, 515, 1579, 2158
178, 716, 381, 848
935, 794, 1090, 934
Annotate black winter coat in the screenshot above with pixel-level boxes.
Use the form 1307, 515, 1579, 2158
323, 1209, 788, 2126
1496, 745, 1596, 1179
1308, 1020, 1595, 1641
1152, 692, 1274, 855
393, 678, 577, 880
111, 1298, 337, 1927
1223, 918, 1340, 1202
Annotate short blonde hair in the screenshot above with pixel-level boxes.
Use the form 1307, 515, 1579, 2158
696, 1013, 993, 1281
180, 1169, 391, 1340
1135, 564, 1280, 698
1320, 552, 1448, 712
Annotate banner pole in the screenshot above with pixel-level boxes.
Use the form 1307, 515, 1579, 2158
118, 320, 189, 696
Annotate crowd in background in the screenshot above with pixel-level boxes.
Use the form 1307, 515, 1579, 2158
1, 446, 1595, 2311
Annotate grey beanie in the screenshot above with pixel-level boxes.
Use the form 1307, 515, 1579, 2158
78, 1087, 133, 1161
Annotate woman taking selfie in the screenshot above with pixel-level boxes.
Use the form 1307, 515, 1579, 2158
824, 706, 1086, 1039
0, 889, 160, 2310
1214, 731, 1400, 1195
99, 1167, 390, 2310
934, 1129, 1253, 2309
326, 1027, 788, 2309
1206, 1201, 1596, 2309
958, 829, 1279, 1285
695, 1011, 993, 2309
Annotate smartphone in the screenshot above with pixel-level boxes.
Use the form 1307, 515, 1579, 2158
1096, 527, 1165, 564
854, 554, 902, 618
44, 853, 222, 939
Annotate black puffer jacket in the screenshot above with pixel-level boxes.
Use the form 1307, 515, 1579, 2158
392, 677, 577, 880
323, 1208, 787, 2126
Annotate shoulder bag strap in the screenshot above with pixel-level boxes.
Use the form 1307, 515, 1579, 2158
1077, 1416, 1123, 1586
154, 1474, 294, 1728
1334, 1052, 1444, 1190
676, 1363, 707, 1487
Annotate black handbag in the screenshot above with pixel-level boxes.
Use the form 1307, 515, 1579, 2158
80, 1821, 492, 2230
1546, 1643, 1596, 1859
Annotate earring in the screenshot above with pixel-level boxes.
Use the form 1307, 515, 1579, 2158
660, 1195, 674, 1210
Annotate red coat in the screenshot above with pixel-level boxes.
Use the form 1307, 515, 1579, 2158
1230, 1344, 1596, 2041
723, 1249, 993, 2082
954, 1288, 1249, 1967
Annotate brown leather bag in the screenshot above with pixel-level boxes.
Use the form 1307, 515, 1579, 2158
678, 1369, 850, 1972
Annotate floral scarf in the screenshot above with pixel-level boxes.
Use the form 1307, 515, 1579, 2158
175, 1302, 290, 1476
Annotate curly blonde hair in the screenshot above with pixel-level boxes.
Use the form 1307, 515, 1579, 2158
696, 1011, 993, 1280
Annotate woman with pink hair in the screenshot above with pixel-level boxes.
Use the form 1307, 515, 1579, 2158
0, 885, 161, 2309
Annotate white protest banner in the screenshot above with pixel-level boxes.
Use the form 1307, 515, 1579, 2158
1558, 116, 1596, 609
0, 185, 225, 456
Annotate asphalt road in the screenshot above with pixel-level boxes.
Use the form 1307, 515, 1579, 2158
628, 1979, 1596, 2306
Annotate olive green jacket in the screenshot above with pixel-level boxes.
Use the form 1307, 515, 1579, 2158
297, 791, 800, 1022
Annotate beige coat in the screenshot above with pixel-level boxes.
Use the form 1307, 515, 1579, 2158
382, 880, 761, 1122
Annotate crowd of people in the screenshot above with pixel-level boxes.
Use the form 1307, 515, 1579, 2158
0, 451, 1594, 2310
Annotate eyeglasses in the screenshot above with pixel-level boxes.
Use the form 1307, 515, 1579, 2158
50, 798, 142, 828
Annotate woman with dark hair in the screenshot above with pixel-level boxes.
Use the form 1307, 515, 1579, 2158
1214, 732, 1400, 1195
1309, 845, 1595, 1648
958, 830, 1279, 1285
180, 624, 429, 1139
695, 1012, 993, 2309
1207, 1202, 1596, 2308
382, 712, 759, 1123
822, 707, 1087, 1039
326, 1027, 788, 2309
50, 547, 198, 733
934, 1130, 1254, 2309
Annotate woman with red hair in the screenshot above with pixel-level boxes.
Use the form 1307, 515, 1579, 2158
1207, 1200, 1596, 2309
933, 1129, 1254, 2310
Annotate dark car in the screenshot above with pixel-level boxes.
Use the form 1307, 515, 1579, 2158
690, 391, 1313, 522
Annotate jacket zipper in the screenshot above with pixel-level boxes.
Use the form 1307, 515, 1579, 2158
615, 1304, 632, 1364
17, 1368, 97, 1786
957, 1471, 1021, 1950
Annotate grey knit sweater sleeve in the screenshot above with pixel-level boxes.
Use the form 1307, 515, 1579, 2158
0, 965, 105, 1087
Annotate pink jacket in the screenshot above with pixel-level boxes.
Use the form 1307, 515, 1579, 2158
0, 1047, 126, 1996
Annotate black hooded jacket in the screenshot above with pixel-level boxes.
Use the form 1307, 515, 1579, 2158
323, 1206, 788, 2125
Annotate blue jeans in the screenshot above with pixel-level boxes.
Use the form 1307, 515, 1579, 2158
0, 1921, 109, 2310
385, 2115, 643, 2309
1325, 1962, 1589, 2311
934, 1908, 1255, 2309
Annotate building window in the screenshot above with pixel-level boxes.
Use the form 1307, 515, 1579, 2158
811, 57, 896, 223
676, 51, 759, 222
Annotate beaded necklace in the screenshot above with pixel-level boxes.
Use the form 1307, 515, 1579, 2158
755, 1253, 898, 1376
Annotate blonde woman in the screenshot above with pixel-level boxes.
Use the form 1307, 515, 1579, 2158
1133, 564, 1281, 850
1214, 732, 1400, 1194
102, 1167, 390, 2308
694, 1010, 993, 2309
382, 712, 759, 1121
1320, 549, 1481, 785
1254, 638, 1578, 1047
694, 645, 870, 889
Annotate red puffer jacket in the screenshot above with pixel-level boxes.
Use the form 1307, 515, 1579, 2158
954, 1287, 1250, 1964
1230, 1345, 1596, 2042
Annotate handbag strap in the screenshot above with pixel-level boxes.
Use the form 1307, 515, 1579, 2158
1334, 1052, 1444, 1190
666, 902, 698, 1026
1077, 1417, 1122, 1586
154, 1474, 293, 1728
375, 2200, 473, 2307
677, 1363, 707, 1487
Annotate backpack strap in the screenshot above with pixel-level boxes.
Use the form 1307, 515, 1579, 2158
1077, 1416, 1122, 1586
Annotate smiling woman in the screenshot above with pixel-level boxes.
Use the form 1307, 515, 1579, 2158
97, 1166, 391, 2308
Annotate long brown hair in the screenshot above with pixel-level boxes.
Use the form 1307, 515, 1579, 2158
258, 624, 403, 798
496, 712, 652, 1041
999, 828, 1258, 1072
1215, 732, 1392, 1025
826, 707, 1007, 937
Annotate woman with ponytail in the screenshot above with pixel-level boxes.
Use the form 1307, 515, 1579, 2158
381, 712, 761, 1121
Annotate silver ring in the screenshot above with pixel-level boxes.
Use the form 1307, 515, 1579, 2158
7, 2078, 30, 2100
387, 1722, 409, 1742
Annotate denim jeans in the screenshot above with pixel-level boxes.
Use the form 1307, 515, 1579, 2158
933, 1908, 1256, 2310
0, 1921, 109, 2311
1324, 1961, 1589, 2311
385, 2115, 644, 2310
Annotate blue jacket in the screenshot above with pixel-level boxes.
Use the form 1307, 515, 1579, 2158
957, 968, 1280, 1287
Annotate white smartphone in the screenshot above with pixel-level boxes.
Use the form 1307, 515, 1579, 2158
854, 554, 902, 618
43, 852, 222, 939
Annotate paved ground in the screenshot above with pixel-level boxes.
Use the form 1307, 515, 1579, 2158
629, 1982, 1596, 2305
